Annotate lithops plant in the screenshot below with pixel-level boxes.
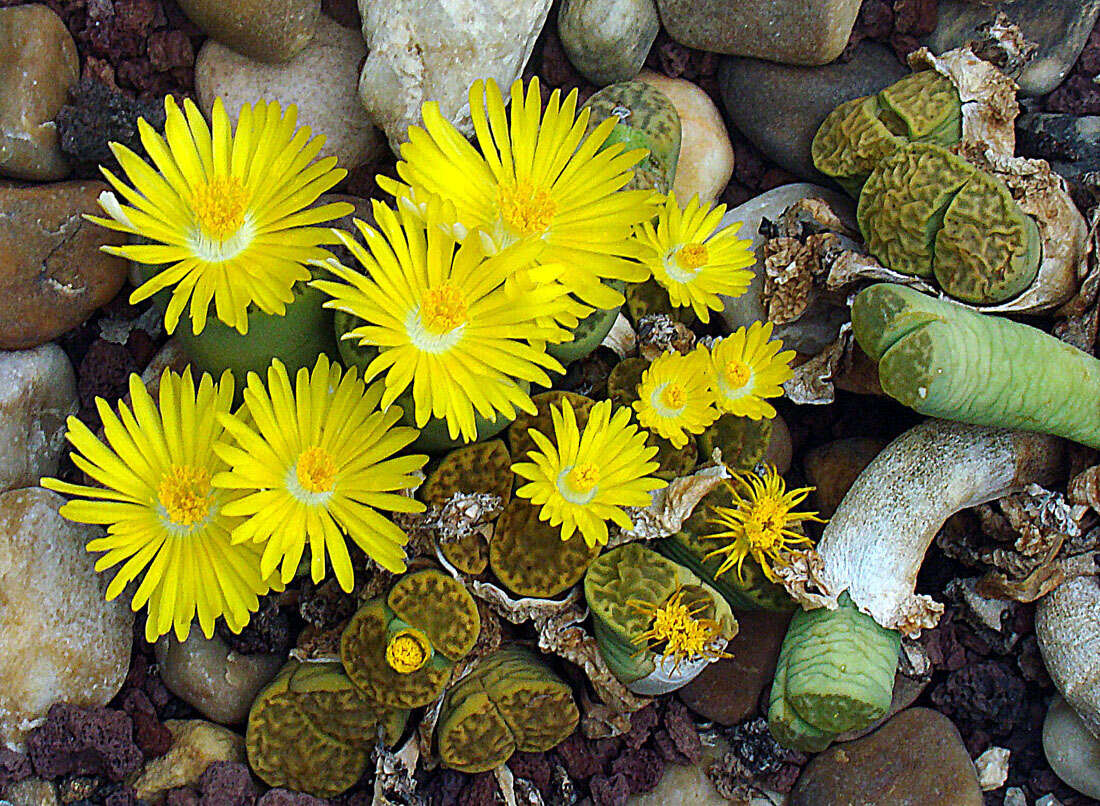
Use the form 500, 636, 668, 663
1037, 575, 1100, 739
812, 70, 961, 195
853, 283, 1100, 448
584, 543, 737, 694
696, 415, 773, 471
489, 498, 601, 598
509, 391, 597, 462
246, 660, 407, 797
341, 570, 480, 709
858, 144, 1040, 304
436, 647, 580, 773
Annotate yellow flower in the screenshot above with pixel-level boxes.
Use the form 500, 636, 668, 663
212, 355, 427, 591
703, 466, 821, 582
512, 398, 665, 547
41, 369, 276, 643
378, 77, 657, 323
635, 193, 755, 323
633, 350, 719, 448
705, 321, 795, 419
89, 96, 352, 335
312, 197, 573, 442
385, 628, 432, 674
628, 585, 730, 673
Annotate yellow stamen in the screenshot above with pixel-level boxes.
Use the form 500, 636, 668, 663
675, 243, 709, 271
296, 446, 337, 494
628, 586, 728, 671
191, 175, 249, 242
498, 180, 557, 236
723, 359, 751, 389
158, 465, 212, 526
420, 284, 468, 334
566, 462, 600, 493
385, 628, 432, 674
660, 382, 687, 410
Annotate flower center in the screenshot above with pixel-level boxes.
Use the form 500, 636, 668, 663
659, 382, 687, 410
296, 446, 337, 494
191, 175, 249, 242
675, 243, 709, 271
420, 283, 468, 335
744, 498, 787, 550
566, 462, 600, 493
498, 181, 557, 236
723, 359, 751, 390
158, 465, 212, 527
385, 628, 432, 674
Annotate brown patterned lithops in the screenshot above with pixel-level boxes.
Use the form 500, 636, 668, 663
245, 660, 406, 798
490, 498, 601, 597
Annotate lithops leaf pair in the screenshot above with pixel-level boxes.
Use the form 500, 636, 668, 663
436, 647, 579, 773
812, 70, 961, 196
341, 570, 480, 709
490, 498, 601, 598
246, 660, 407, 797
509, 391, 596, 462
858, 143, 1041, 304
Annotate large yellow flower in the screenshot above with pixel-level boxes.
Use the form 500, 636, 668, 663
212, 356, 427, 591
635, 193, 755, 323
512, 398, 665, 547
89, 96, 352, 335
41, 369, 275, 643
633, 350, 718, 448
379, 78, 657, 321
312, 198, 574, 442
705, 321, 795, 419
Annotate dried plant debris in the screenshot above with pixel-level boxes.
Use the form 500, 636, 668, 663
612, 462, 730, 544
635, 314, 695, 361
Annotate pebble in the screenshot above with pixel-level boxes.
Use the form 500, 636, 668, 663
0, 488, 133, 748
637, 71, 734, 206
678, 609, 792, 725
927, 0, 1100, 97
803, 437, 887, 517
175, 0, 320, 63
626, 762, 731, 805
195, 15, 386, 171
132, 720, 246, 803
656, 0, 861, 66
718, 42, 907, 181
557, 0, 659, 86
0, 345, 77, 494
357, 0, 553, 151
1043, 695, 1100, 799
791, 708, 983, 806
1017, 113, 1100, 189
0, 182, 129, 350
0, 5, 79, 181
2, 777, 59, 806
767, 414, 793, 475
156, 631, 285, 726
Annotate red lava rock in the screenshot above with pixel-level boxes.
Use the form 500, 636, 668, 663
610, 747, 664, 794
0, 748, 31, 787
77, 338, 138, 423
166, 787, 202, 806
590, 773, 631, 806
26, 703, 143, 782
554, 734, 620, 781
198, 761, 259, 806
218, 596, 292, 655
623, 705, 659, 749
130, 709, 172, 760
508, 752, 552, 796
457, 772, 497, 806
256, 789, 329, 806
931, 660, 1029, 737
104, 785, 142, 806
892, 0, 936, 35
147, 29, 193, 70
425, 769, 465, 805
661, 699, 703, 764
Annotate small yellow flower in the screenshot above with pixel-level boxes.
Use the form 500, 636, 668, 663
212, 355, 427, 591
41, 369, 277, 643
385, 628, 432, 674
633, 350, 719, 448
703, 466, 821, 582
512, 399, 666, 548
628, 585, 730, 673
90, 97, 352, 335
635, 193, 755, 323
705, 321, 795, 419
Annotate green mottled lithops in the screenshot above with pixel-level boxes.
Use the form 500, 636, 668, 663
246, 660, 407, 797
583, 80, 681, 193
341, 570, 480, 709
436, 647, 579, 773
696, 415, 773, 471
490, 498, 601, 598
548, 280, 627, 367
422, 440, 513, 509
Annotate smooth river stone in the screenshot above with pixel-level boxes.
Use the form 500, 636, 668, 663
176, 0, 320, 63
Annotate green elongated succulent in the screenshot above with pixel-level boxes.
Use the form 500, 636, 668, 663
341, 570, 480, 709
490, 498, 601, 598
436, 647, 580, 773
852, 283, 1100, 449
858, 143, 1041, 304
768, 595, 900, 752
812, 70, 961, 196
246, 660, 407, 797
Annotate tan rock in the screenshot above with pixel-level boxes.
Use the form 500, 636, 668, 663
0, 5, 79, 180
638, 71, 734, 207
0, 488, 133, 748
176, 0, 320, 63
803, 437, 887, 517
0, 181, 129, 350
132, 720, 245, 803
3, 777, 59, 806
196, 16, 385, 170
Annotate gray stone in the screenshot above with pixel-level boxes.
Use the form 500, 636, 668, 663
656, 0, 861, 66
1017, 113, 1100, 187
559, 0, 658, 86
1044, 695, 1100, 799
176, 0, 320, 63
926, 0, 1100, 96
718, 42, 908, 181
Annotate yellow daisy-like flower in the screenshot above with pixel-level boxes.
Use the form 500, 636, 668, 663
633, 350, 719, 449
635, 193, 755, 323
512, 398, 666, 548
379, 77, 657, 322
312, 198, 573, 443
705, 321, 795, 419
628, 585, 731, 673
702, 466, 821, 582
89, 96, 352, 336
41, 369, 276, 643
212, 355, 427, 591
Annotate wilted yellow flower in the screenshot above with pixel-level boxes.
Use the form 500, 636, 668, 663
385, 628, 432, 674
633, 350, 719, 448
705, 321, 795, 419
628, 585, 731, 673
